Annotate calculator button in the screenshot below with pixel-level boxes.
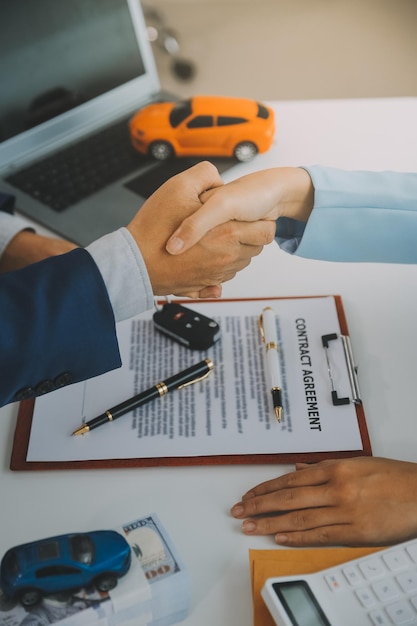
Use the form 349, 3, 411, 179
410, 595, 417, 611
369, 609, 392, 626
385, 600, 416, 624
406, 544, 417, 564
396, 570, 417, 594
343, 564, 364, 586
324, 572, 346, 591
384, 550, 412, 572
372, 578, 400, 602
355, 586, 377, 608
359, 557, 387, 581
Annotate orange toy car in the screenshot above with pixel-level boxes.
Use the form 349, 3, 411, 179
129, 95, 275, 162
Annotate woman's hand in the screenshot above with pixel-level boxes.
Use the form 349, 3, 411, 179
231, 457, 417, 547
165, 167, 314, 255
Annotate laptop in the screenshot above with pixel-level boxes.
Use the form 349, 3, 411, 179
0, 0, 233, 245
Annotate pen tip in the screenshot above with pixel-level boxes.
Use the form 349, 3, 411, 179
274, 406, 282, 422
72, 425, 89, 436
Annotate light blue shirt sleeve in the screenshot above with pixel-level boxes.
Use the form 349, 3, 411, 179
275, 166, 417, 264
86, 227, 154, 323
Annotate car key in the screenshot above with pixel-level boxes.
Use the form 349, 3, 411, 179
153, 302, 220, 350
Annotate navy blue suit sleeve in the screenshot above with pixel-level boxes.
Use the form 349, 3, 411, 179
0, 192, 15, 214
0, 247, 122, 407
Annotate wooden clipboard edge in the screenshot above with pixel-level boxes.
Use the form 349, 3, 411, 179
10, 450, 370, 472
10, 295, 372, 471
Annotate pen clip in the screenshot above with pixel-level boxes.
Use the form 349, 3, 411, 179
259, 307, 279, 352
177, 360, 214, 389
258, 307, 273, 344
258, 313, 265, 343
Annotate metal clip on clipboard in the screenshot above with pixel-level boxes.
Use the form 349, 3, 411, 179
321, 333, 362, 406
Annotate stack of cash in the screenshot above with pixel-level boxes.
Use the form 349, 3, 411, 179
0, 513, 190, 626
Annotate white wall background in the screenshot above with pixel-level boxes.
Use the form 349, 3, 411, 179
143, 0, 417, 101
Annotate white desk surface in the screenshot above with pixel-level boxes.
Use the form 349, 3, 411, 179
1, 97, 417, 625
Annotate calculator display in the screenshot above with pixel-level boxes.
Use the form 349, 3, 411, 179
272, 581, 331, 626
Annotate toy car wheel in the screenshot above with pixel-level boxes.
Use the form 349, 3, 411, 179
95, 573, 118, 592
149, 141, 174, 160
234, 141, 258, 162
20, 588, 42, 607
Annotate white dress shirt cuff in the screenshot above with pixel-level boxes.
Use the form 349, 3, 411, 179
86, 227, 154, 322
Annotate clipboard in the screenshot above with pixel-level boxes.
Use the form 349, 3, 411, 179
10, 295, 372, 471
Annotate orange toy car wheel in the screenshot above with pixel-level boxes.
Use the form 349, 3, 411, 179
149, 140, 174, 160
234, 141, 258, 162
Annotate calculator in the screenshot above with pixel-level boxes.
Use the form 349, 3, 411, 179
261, 539, 417, 625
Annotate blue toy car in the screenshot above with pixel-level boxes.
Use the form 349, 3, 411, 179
0, 530, 131, 607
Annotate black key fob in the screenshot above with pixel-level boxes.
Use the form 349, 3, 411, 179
153, 302, 220, 350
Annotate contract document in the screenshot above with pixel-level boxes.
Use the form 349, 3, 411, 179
19, 296, 371, 468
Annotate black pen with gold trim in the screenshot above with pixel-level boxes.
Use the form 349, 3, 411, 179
72, 358, 214, 436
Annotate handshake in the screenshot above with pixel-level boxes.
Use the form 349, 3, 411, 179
125, 160, 279, 301
0, 162, 314, 407
5, 163, 313, 302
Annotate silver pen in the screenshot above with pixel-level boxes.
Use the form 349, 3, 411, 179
259, 306, 283, 422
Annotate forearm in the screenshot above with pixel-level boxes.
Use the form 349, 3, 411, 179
0, 193, 78, 272
0, 213, 35, 271
0, 229, 76, 273
272, 167, 315, 221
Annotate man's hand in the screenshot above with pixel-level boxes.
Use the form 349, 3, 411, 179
230, 457, 417, 547
127, 161, 276, 298
0, 230, 77, 273
165, 167, 314, 256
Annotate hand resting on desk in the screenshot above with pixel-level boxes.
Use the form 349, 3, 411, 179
231, 457, 417, 547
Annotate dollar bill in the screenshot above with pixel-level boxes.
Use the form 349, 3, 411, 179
122, 515, 180, 584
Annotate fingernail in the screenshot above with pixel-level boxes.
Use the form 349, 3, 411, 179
242, 520, 257, 533
275, 534, 289, 544
231, 504, 244, 517
166, 236, 183, 254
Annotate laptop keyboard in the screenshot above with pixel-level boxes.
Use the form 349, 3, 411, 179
5, 118, 147, 212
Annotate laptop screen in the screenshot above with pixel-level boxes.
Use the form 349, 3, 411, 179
0, 0, 147, 144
